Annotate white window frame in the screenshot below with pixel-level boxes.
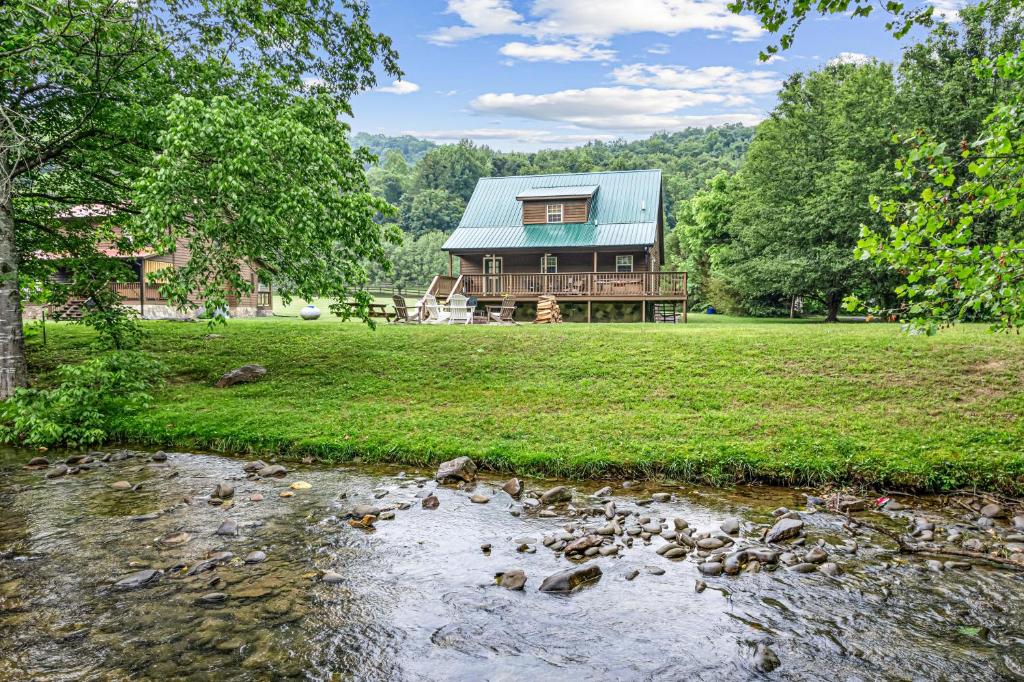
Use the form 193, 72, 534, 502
483, 256, 503, 275
541, 254, 558, 274
615, 255, 634, 273
546, 204, 564, 223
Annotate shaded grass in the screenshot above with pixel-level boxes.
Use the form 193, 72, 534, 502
26, 316, 1024, 493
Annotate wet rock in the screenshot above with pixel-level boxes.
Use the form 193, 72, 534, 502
772, 507, 789, 517
480, 543, 491, 554
753, 643, 780, 673
945, 561, 972, 571
26, 457, 49, 468
673, 518, 689, 531
321, 571, 344, 584
765, 518, 804, 544
697, 538, 724, 550
1014, 516, 1024, 530
347, 515, 375, 530
434, 456, 476, 483
501, 478, 522, 498
470, 494, 490, 504
663, 547, 687, 560
563, 535, 603, 555
495, 570, 527, 590
212, 482, 235, 500
804, 547, 828, 564
114, 569, 162, 589
818, 562, 841, 577
259, 464, 287, 478
748, 548, 780, 564
158, 532, 191, 547
249, 493, 264, 502
980, 503, 1006, 519
720, 518, 740, 535
594, 486, 613, 497
45, 465, 69, 479
540, 486, 572, 505
789, 563, 818, 574
186, 552, 233, 576
599, 545, 619, 556
379, 511, 395, 520
214, 364, 267, 388
538, 565, 602, 593
243, 460, 267, 473
695, 579, 706, 593
216, 520, 238, 536
699, 562, 723, 577
643, 522, 663, 535
422, 495, 439, 510
837, 497, 866, 513
603, 501, 617, 520
645, 566, 666, 576
198, 592, 229, 604
151, 451, 168, 462
110, 481, 132, 491
625, 569, 640, 581
651, 493, 671, 503
925, 559, 944, 572
963, 538, 984, 552
244, 551, 267, 564
352, 505, 381, 518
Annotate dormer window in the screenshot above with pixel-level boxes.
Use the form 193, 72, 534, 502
546, 204, 563, 223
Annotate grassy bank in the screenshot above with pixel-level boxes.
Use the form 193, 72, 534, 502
25, 316, 1024, 492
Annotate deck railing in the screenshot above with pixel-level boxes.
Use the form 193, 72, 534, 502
111, 282, 167, 301
459, 271, 687, 299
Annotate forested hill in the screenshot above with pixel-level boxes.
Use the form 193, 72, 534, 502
352, 132, 436, 163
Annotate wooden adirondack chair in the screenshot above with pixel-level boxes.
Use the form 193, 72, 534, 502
391, 295, 424, 323
488, 296, 518, 324
446, 293, 474, 325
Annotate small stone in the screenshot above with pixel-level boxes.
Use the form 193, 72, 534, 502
765, 518, 804, 543
352, 505, 381, 518
279, 491, 294, 498
804, 547, 828, 564
289, 481, 312, 490
212, 482, 235, 499
697, 538, 725, 550
789, 563, 818, 574
216, 520, 238, 536
378, 511, 395, 520
980, 503, 1006, 519
244, 551, 267, 564
249, 493, 264, 502
645, 566, 666, 576
963, 538, 984, 552
259, 464, 287, 478
481, 543, 492, 554
625, 569, 640, 581
470, 494, 490, 504
926, 559, 944, 572
495, 570, 527, 590
110, 481, 132, 491
753, 643, 780, 673
945, 561, 972, 571
1013, 515, 1024, 530
603, 501, 616, 520
199, 592, 229, 604
599, 545, 619, 556
151, 451, 168, 462
501, 478, 522, 498
215, 364, 266, 388
434, 456, 477, 483
26, 457, 49, 468
538, 565, 602, 593
594, 486, 613, 497
158, 532, 191, 547
322, 571, 344, 583
651, 493, 671, 502
673, 518, 689, 531
837, 497, 866, 513
695, 579, 706, 593
699, 562, 723, 576
46, 465, 69, 479
422, 495, 439, 509
540, 486, 572, 505
114, 569, 162, 589
720, 518, 740, 535
664, 548, 687, 559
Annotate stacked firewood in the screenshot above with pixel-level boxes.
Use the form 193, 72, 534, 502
534, 295, 562, 323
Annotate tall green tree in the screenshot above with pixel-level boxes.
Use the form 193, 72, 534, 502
413, 140, 492, 202
367, 231, 453, 289
399, 189, 465, 237
719, 63, 899, 321
1, 0, 399, 395
668, 172, 737, 306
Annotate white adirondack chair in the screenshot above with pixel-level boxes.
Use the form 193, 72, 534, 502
446, 293, 474, 325
422, 294, 450, 324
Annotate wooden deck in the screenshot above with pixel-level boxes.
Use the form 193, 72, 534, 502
457, 271, 687, 301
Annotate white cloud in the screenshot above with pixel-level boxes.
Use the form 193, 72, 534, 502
611, 64, 782, 96
930, 0, 962, 22
827, 51, 872, 66
437, 89, 459, 96
647, 43, 671, 55
375, 79, 420, 95
404, 127, 619, 146
758, 54, 785, 64
429, 0, 764, 45
499, 40, 615, 62
471, 87, 762, 132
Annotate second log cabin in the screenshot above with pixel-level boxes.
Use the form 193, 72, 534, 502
439, 169, 687, 322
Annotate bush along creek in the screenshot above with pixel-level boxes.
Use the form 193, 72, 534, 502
3, 449, 1024, 679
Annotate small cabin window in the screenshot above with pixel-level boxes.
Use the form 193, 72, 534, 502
615, 255, 633, 273
546, 204, 563, 223
541, 254, 557, 274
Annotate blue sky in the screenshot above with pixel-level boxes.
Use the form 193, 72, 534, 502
349, 0, 964, 151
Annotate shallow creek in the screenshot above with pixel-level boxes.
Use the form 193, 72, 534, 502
1, 448, 1023, 681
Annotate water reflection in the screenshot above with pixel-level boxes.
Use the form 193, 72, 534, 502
0, 448, 1021, 680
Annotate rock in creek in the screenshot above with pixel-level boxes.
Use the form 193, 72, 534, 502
114, 569, 162, 590
244, 551, 267, 564
538, 565, 602, 593
563, 535, 603, 555
351, 505, 381, 518
212, 482, 235, 500
243, 460, 267, 473
495, 570, 527, 590
214, 364, 267, 388
259, 464, 287, 478
26, 457, 49, 468
470, 494, 490, 504
836, 497, 866, 513
186, 552, 234, 576
594, 486, 613, 497
720, 518, 741, 535
110, 481, 132, 491
45, 465, 69, 479
216, 520, 238, 536
422, 495, 440, 510
501, 478, 522, 498
651, 493, 672, 503
321, 570, 344, 584
540, 486, 572, 505
697, 538, 725, 550
753, 643, 781, 673
789, 563, 818, 574
698, 562, 724, 577
434, 456, 477, 483
804, 547, 828, 564
625, 569, 640, 581
819, 562, 841, 577
981, 503, 1006, 519
198, 592, 229, 604
765, 518, 804, 544
157, 532, 191, 548
151, 451, 168, 462
249, 493, 264, 502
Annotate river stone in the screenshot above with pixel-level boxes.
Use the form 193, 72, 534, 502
26, 457, 49, 468
837, 497, 866, 513
352, 505, 381, 518
963, 538, 984, 552
114, 569, 162, 589
753, 643, 781, 673
379, 511, 395, 520
980, 503, 1006, 519
46, 465, 69, 479
651, 493, 671, 502
664, 547, 687, 560
697, 538, 725, 550
198, 592, 229, 604
110, 481, 132, 491
625, 569, 640, 581
604, 501, 617, 520
765, 518, 804, 543
495, 570, 527, 590
244, 551, 267, 564
216, 520, 238, 536
214, 364, 267, 388
322, 570, 344, 584
158, 532, 191, 547
564, 535, 603, 555
243, 460, 267, 473
594, 486, 613, 497
598, 545, 619, 556
434, 456, 476, 483
212, 482, 235, 500
804, 547, 828, 564
501, 478, 522, 498
699, 562, 724, 576
186, 552, 233, 576
819, 562, 841, 577
259, 464, 287, 478
470, 494, 490, 504
538, 565, 602, 593
540, 486, 572, 505
151, 451, 168, 462
748, 548, 780, 564
1013, 516, 1024, 530
422, 494, 439, 509
789, 562, 818, 574
672, 518, 689, 531
720, 518, 741, 535
249, 493, 264, 502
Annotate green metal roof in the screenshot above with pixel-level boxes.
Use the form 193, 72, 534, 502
515, 184, 598, 200
443, 169, 662, 251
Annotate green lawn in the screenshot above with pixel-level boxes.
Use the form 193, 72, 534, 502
26, 316, 1024, 492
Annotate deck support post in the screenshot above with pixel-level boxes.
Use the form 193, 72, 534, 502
641, 299, 646, 323
683, 299, 688, 323
587, 300, 592, 323
448, 253, 453, 277
138, 259, 145, 318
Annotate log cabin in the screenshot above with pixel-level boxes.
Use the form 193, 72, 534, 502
437, 169, 687, 322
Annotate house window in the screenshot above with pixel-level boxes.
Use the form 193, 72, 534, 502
144, 260, 173, 283
615, 255, 633, 273
541, 254, 557, 274
546, 204, 563, 223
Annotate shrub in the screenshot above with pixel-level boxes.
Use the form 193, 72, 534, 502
0, 352, 164, 448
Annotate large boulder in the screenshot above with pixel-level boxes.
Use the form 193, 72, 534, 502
765, 518, 804, 544
538, 565, 602, 593
214, 364, 267, 388
540, 486, 572, 505
434, 457, 476, 483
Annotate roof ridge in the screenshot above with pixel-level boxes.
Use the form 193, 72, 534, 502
477, 168, 662, 181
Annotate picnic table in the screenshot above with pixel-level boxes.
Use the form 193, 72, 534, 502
367, 303, 392, 322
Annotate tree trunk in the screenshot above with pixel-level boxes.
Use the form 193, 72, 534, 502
0, 195, 28, 398
825, 292, 842, 323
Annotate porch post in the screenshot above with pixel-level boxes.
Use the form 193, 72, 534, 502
592, 251, 597, 271
587, 300, 592, 323
448, 252, 453, 277
641, 300, 646, 323
683, 299, 688, 323
138, 258, 145, 318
